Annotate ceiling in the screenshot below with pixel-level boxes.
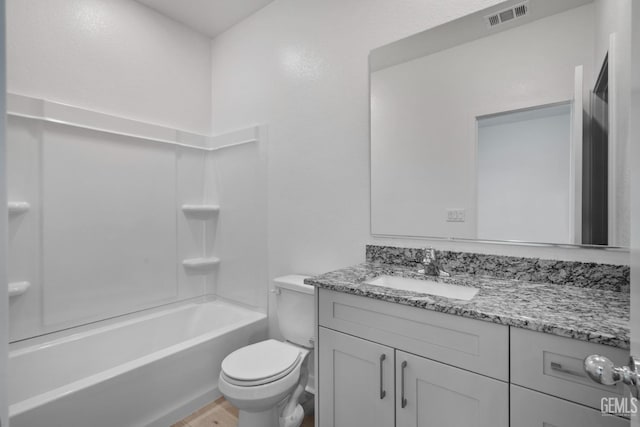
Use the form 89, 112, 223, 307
136, 0, 274, 38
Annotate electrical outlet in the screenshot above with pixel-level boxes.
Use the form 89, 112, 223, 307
446, 208, 466, 222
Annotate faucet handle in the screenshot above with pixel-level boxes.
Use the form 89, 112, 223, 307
423, 247, 437, 262
417, 247, 449, 277
419, 247, 430, 263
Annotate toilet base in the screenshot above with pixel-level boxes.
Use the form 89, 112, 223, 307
237, 407, 279, 427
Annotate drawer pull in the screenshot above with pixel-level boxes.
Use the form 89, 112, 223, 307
379, 354, 386, 399
401, 361, 408, 408
550, 361, 585, 377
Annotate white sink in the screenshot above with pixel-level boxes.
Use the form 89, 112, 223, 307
365, 275, 479, 301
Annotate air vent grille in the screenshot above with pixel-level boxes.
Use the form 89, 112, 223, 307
485, 1, 529, 28
514, 4, 528, 17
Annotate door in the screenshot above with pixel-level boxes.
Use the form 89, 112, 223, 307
583, 56, 609, 245
395, 350, 508, 427
318, 327, 394, 427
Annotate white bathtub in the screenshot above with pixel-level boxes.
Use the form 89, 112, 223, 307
8, 299, 267, 427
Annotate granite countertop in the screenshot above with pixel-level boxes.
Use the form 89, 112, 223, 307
305, 262, 630, 349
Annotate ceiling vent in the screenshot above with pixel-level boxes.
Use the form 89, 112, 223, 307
485, 1, 529, 28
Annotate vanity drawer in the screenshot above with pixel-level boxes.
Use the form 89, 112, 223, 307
511, 385, 628, 427
510, 328, 628, 410
318, 288, 509, 381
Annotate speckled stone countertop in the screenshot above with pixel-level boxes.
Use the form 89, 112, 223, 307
305, 262, 630, 349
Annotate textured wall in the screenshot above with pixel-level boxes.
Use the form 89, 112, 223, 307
7, 0, 212, 133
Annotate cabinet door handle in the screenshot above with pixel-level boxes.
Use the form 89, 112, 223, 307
401, 360, 408, 408
379, 354, 386, 399
551, 361, 585, 378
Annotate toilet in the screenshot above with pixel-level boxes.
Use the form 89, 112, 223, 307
218, 275, 314, 427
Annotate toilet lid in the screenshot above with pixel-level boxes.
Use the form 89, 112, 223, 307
221, 339, 301, 383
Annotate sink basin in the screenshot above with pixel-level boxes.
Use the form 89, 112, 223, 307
365, 275, 479, 301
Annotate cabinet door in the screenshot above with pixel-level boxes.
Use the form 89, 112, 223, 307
511, 385, 629, 427
318, 327, 394, 427
395, 351, 508, 427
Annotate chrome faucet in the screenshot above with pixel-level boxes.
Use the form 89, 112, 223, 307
418, 247, 450, 277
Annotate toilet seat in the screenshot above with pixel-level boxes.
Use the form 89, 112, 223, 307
221, 340, 302, 387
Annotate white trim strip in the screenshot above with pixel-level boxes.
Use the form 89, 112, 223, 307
8, 111, 212, 151
7, 93, 258, 152
212, 139, 259, 152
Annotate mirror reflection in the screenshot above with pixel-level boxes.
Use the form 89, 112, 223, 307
370, 0, 630, 247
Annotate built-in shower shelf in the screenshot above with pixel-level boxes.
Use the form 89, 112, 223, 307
182, 257, 220, 270
8, 201, 30, 215
181, 204, 220, 215
9, 281, 31, 297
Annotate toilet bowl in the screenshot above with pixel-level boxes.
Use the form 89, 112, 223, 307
218, 275, 314, 427
219, 340, 310, 427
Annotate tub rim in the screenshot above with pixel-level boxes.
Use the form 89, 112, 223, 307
9, 298, 266, 417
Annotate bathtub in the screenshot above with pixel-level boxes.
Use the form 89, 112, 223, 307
8, 299, 267, 427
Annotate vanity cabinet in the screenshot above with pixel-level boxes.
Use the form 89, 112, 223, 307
317, 289, 509, 427
316, 288, 630, 427
318, 327, 508, 427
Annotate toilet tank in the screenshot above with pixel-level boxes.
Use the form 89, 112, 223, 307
274, 275, 315, 348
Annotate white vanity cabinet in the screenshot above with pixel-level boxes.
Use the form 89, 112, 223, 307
316, 287, 630, 427
317, 288, 509, 427
318, 327, 508, 427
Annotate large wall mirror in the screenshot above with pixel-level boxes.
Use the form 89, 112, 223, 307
370, 0, 631, 247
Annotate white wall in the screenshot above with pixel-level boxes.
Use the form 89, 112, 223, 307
6, 97, 269, 342
0, 0, 8, 424
6, 107, 211, 341
371, 5, 593, 240
7, 0, 212, 134
209, 0, 629, 339
207, 127, 269, 310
